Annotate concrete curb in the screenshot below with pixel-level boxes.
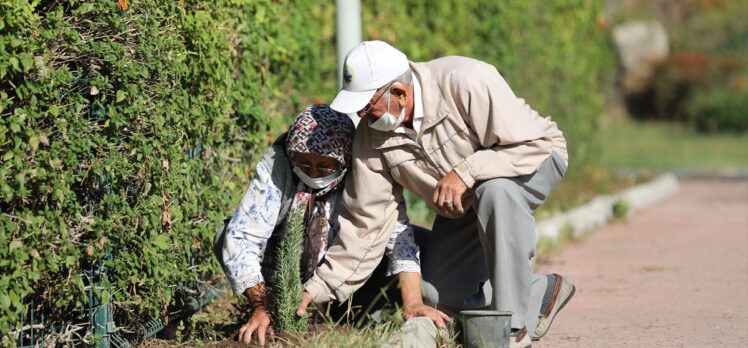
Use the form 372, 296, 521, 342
617, 169, 748, 181
536, 173, 680, 241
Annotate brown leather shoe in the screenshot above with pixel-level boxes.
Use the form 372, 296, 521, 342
510, 326, 532, 348
533, 274, 575, 340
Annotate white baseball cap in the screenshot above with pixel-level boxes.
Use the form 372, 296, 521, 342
330, 41, 410, 114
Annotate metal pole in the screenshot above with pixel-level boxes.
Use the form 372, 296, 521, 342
336, 0, 362, 125
336, 0, 362, 89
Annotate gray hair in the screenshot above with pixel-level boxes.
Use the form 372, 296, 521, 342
391, 68, 413, 86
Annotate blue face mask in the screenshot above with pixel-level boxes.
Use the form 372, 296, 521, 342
293, 166, 339, 189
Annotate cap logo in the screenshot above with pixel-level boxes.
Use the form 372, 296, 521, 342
343, 64, 354, 85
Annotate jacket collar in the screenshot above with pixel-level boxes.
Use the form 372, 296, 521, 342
410, 62, 450, 133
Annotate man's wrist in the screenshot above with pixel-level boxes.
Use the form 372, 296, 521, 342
453, 160, 475, 188
401, 291, 424, 307
303, 277, 335, 304
398, 272, 424, 307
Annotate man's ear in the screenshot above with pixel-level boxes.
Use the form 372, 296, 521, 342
391, 82, 409, 106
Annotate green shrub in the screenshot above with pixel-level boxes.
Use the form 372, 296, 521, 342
612, 199, 630, 219
0, 0, 328, 341
611, 0, 748, 132
690, 87, 748, 133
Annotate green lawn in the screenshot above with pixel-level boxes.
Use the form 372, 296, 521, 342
598, 119, 748, 172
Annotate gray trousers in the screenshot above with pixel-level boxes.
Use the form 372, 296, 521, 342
421, 151, 567, 332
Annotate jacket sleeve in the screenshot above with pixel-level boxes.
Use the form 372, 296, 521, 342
303, 129, 402, 303
448, 60, 558, 188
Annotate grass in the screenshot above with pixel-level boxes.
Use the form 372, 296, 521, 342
140, 293, 465, 347
597, 118, 748, 172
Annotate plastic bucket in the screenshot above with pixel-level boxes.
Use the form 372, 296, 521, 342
460, 310, 512, 348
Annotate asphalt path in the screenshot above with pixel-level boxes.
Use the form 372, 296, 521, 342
536, 179, 748, 347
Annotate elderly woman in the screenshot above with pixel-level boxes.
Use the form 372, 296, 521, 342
214, 105, 422, 345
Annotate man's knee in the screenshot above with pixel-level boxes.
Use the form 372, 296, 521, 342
475, 178, 524, 209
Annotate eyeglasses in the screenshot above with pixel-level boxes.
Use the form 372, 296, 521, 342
359, 83, 393, 117
293, 163, 338, 176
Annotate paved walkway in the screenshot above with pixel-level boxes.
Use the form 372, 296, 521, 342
537, 179, 748, 347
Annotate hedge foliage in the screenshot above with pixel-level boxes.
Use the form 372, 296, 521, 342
300, 0, 613, 167
0, 0, 328, 341
0, 0, 613, 343
356, 0, 614, 167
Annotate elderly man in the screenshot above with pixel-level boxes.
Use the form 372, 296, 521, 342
298, 40, 574, 347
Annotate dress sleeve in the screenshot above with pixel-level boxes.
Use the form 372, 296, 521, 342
385, 205, 421, 276
221, 160, 282, 294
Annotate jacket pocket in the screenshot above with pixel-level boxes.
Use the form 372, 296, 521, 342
380, 145, 419, 169
379, 144, 441, 191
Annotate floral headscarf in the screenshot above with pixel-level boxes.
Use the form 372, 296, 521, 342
285, 104, 355, 196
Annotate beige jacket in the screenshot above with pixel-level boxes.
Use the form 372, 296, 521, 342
304, 56, 567, 303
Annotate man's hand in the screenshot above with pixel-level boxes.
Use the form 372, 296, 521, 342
403, 302, 451, 329
433, 170, 467, 216
296, 290, 313, 317
398, 272, 452, 329
238, 307, 274, 346
239, 283, 274, 345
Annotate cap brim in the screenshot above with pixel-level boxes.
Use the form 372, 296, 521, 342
330, 89, 377, 114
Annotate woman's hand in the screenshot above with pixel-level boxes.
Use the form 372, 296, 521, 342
239, 283, 274, 345
238, 306, 274, 345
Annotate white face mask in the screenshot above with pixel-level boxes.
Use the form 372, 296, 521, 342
369, 93, 405, 132
293, 166, 338, 189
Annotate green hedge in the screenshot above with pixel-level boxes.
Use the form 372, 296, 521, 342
354, 0, 614, 168
0, 0, 328, 341
0, 0, 613, 343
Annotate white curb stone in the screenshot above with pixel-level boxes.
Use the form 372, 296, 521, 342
536, 173, 679, 241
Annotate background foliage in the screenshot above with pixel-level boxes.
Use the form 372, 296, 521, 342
355, 0, 615, 224
610, 0, 748, 132
0, 0, 612, 343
